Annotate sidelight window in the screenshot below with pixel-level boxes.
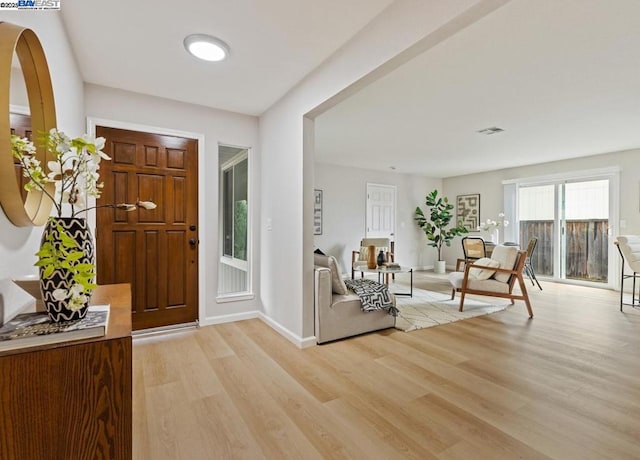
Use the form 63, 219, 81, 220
218, 146, 250, 296
222, 158, 247, 261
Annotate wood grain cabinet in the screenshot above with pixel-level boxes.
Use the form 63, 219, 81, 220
0, 284, 133, 460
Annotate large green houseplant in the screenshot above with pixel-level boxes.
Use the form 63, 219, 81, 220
415, 189, 468, 273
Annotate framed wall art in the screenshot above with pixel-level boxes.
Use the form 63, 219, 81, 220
313, 189, 323, 235
456, 194, 480, 231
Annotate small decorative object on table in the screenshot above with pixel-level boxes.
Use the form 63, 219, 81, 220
39, 217, 95, 321
477, 212, 509, 244
377, 249, 387, 267
367, 245, 377, 269
12, 129, 156, 322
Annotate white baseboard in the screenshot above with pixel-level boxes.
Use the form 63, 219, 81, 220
199, 310, 317, 348
199, 310, 260, 327
257, 312, 317, 348
415, 264, 458, 272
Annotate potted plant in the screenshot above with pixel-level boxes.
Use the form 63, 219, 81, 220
415, 189, 468, 273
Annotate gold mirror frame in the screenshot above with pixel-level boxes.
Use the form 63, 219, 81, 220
0, 22, 56, 227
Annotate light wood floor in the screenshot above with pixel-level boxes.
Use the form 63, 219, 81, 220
133, 273, 640, 459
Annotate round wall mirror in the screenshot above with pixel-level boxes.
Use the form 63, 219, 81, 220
0, 22, 56, 227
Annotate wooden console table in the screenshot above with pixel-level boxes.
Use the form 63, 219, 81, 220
0, 284, 132, 460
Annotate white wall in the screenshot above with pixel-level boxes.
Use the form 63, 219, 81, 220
314, 162, 441, 273
260, 0, 488, 344
442, 149, 640, 269
0, 12, 84, 323
84, 84, 259, 324
0, 14, 261, 327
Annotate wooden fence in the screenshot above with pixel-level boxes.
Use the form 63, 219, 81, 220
519, 220, 608, 282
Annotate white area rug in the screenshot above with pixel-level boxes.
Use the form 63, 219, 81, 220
394, 288, 508, 332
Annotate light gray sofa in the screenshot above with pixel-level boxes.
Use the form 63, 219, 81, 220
314, 254, 395, 344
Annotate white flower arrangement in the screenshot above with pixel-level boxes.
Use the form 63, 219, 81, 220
12, 129, 111, 217
477, 212, 510, 232
12, 129, 159, 216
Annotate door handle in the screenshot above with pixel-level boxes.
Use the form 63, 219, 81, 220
189, 238, 198, 247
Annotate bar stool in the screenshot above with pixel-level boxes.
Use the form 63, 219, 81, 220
615, 236, 640, 311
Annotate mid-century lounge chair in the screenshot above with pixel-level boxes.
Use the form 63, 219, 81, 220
449, 245, 533, 318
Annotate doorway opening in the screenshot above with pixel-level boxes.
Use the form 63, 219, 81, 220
365, 183, 396, 241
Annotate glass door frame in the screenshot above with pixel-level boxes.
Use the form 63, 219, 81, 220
504, 167, 620, 290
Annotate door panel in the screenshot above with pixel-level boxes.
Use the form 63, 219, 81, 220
563, 179, 609, 283
366, 183, 395, 239
96, 126, 198, 330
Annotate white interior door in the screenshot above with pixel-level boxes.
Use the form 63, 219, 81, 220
366, 183, 396, 240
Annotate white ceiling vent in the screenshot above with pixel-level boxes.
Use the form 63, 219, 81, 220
477, 126, 504, 135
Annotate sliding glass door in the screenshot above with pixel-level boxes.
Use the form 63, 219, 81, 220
519, 184, 555, 278
518, 178, 610, 285
563, 180, 609, 282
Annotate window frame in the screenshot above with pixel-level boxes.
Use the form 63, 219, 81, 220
219, 149, 251, 291
503, 166, 620, 289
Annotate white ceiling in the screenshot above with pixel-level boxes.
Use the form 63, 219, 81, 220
59, 0, 640, 179
315, 0, 640, 178
60, 0, 393, 116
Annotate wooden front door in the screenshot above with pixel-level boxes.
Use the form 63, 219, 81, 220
96, 126, 198, 330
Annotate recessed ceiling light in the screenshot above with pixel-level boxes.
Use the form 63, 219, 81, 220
184, 34, 230, 62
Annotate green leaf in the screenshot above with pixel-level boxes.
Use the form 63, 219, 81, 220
59, 235, 78, 249
56, 225, 79, 248
66, 251, 85, 262
42, 265, 55, 278
35, 247, 53, 257
34, 257, 55, 266
73, 263, 94, 272
73, 276, 97, 291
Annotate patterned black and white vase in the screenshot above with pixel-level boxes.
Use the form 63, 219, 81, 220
39, 217, 95, 322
